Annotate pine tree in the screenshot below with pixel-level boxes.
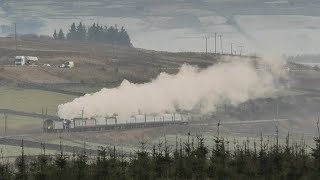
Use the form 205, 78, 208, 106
53, 30, 57, 40
54, 138, 68, 180
93, 147, 109, 179
77, 22, 86, 41
15, 140, 28, 180
67, 23, 77, 40
87, 23, 96, 41
0, 162, 12, 180
128, 142, 152, 180
57, 22, 132, 46
119, 26, 132, 46
58, 29, 65, 40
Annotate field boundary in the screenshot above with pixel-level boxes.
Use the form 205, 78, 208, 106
17, 83, 85, 96
0, 109, 58, 119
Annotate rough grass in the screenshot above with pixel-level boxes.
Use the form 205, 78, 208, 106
57, 84, 106, 94
0, 85, 76, 116
0, 115, 42, 133
0, 144, 57, 157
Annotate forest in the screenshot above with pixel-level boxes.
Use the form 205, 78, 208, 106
53, 22, 132, 46
0, 132, 320, 180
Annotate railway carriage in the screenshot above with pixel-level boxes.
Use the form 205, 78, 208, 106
43, 119, 65, 132
44, 113, 188, 133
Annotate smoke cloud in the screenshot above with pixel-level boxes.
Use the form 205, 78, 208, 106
58, 56, 282, 121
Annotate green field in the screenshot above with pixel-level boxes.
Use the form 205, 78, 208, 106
58, 85, 105, 94
0, 144, 58, 157
0, 85, 77, 116
0, 115, 42, 133
0, 85, 78, 133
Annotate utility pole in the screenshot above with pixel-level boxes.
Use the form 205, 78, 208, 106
274, 101, 279, 148
317, 114, 320, 138
230, 43, 233, 55
219, 34, 223, 54
81, 109, 84, 131
144, 114, 147, 128
4, 114, 8, 135
42, 108, 44, 133
214, 32, 217, 54
14, 23, 17, 51
217, 120, 221, 137
239, 45, 244, 56
203, 36, 210, 57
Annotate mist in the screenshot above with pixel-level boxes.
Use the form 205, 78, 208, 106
58, 56, 283, 121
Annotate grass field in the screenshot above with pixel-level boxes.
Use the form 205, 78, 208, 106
0, 85, 76, 116
58, 84, 106, 94
0, 115, 42, 134
0, 144, 58, 157
46, 138, 140, 153
0, 85, 77, 133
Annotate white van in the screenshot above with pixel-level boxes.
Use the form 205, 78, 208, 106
15, 56, 38, 66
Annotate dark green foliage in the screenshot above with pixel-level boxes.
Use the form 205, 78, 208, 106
128, 142, 153, 180
0, 160, 12, 180
4, 134, 320, 179
312, 137, 320, 176
53, 30, 57, 40
29, 155, 51, 180
66, 23, 77, 41
56, 22, 131, 46
57, 29, 65, 40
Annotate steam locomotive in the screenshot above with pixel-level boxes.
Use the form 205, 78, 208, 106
43, 114, 188, 133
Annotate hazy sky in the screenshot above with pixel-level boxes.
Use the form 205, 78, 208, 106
1, 0, 320, 55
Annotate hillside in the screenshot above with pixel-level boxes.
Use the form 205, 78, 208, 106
0, 38, 219, 85
0, 37, 320, 157
0, 0, 320, 54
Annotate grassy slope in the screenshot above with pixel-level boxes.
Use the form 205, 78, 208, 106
0, 85, 76, 116
0, 115, 42, 133
0, 144, 57, 157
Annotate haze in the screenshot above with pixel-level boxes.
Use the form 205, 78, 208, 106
1, 0, 320, 54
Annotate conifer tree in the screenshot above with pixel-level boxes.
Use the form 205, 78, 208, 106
58, 29, 65, 40
77, 22, 86, 41
67, 23, 77, 40
15, 140, 28, 180
87, 23, 96, 41
53, 30, 57, 40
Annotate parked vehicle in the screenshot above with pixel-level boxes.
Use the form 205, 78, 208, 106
59, 61, 74, 68
15, 56, 38, 66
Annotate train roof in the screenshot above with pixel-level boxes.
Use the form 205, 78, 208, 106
44, 119, 63, 123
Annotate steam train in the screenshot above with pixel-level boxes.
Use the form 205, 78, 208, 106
43, 114, 188, 133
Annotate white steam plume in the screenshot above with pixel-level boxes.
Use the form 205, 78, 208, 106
58, 56, 282, 121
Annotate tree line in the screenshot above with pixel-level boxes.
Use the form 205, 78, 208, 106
53, 22, 132, 46
1, 132, 320, 180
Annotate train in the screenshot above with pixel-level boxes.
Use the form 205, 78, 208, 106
43, 114, 188, 133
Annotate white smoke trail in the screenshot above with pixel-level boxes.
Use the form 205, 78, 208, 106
58, 56, 282, 121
